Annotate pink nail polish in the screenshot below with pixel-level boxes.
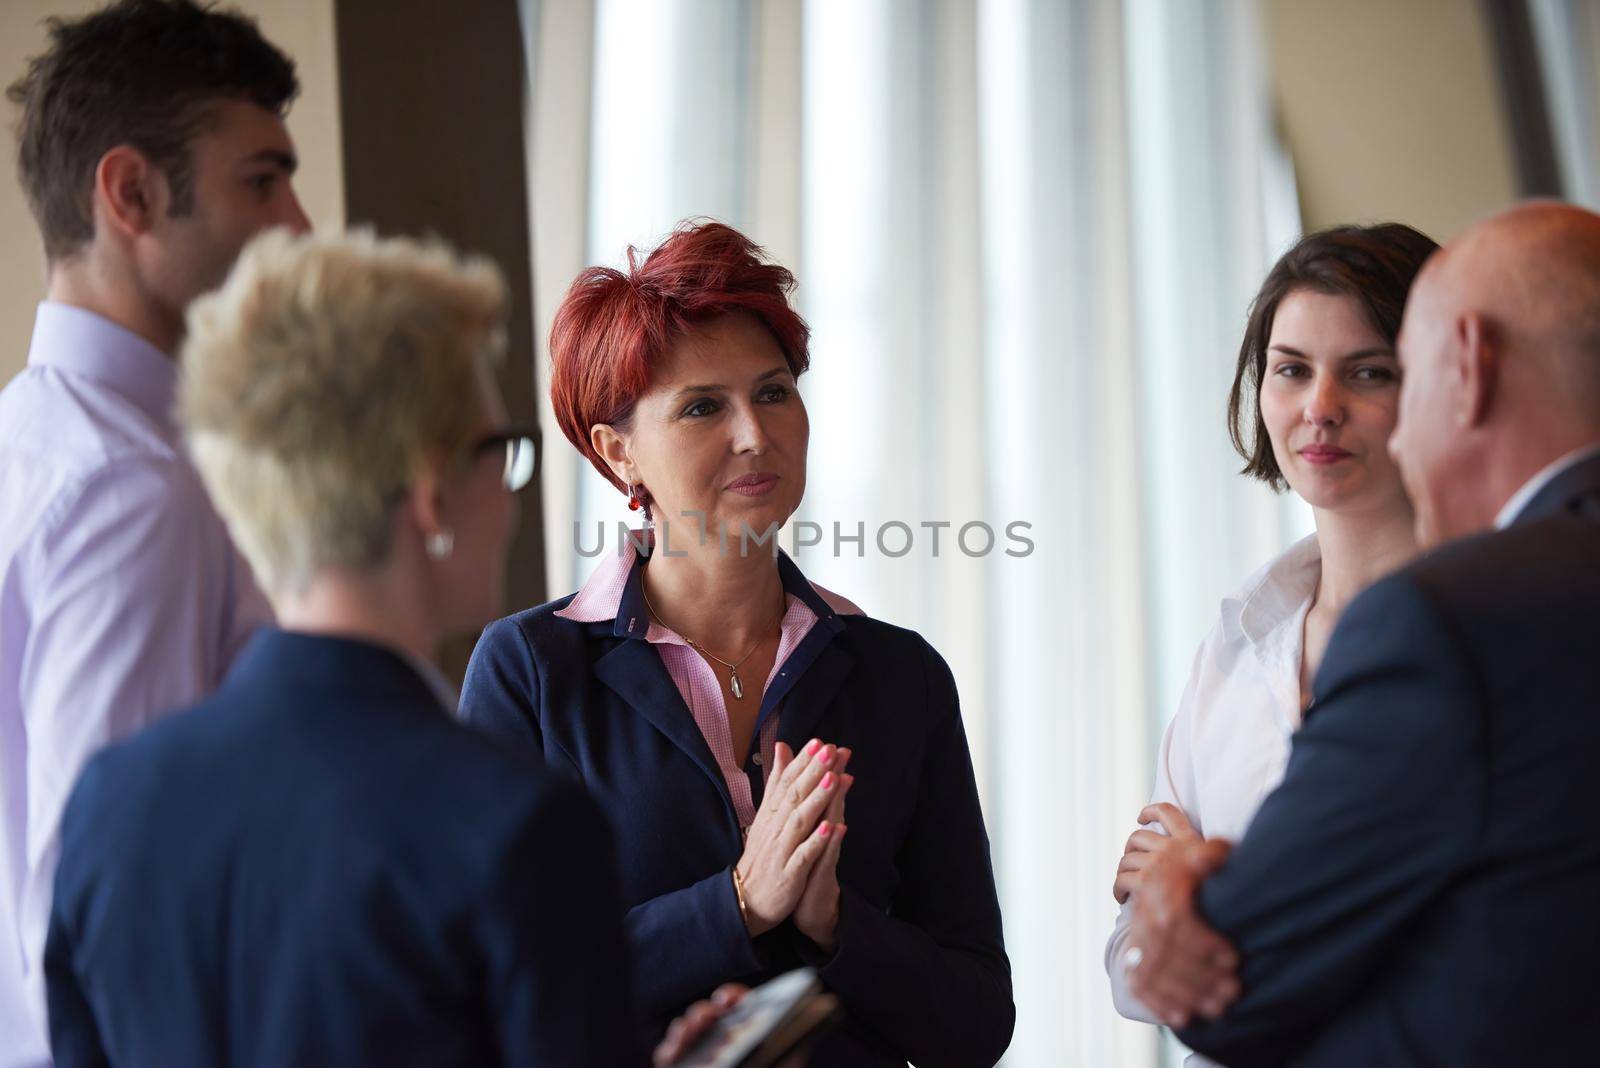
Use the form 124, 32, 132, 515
819, 821, 833, 838
819, 747, 834, 766
805, 739, 821, 756
821, 772, 835, 790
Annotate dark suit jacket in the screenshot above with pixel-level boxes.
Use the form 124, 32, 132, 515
44, 630, 636, 1067
460, 550, 1013, 1068
1177, 450, 1600, 1067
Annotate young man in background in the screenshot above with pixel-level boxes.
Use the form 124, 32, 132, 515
0, 3, 308, 1061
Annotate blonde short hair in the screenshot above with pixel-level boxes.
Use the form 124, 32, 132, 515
180, 228, 508, 595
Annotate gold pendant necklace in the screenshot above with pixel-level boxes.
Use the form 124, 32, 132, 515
684, 637, 758, 699
640, 582, 785, 701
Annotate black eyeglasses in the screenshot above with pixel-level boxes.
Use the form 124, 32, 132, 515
471, 428, 538, 492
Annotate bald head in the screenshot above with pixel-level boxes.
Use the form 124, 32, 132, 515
1419, 201, 1600, 413
1391, 201, 1600, 547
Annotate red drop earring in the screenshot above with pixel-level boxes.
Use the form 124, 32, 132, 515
627, 483, 650, 521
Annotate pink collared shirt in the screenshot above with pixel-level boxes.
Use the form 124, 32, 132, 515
556, 539, 862, 828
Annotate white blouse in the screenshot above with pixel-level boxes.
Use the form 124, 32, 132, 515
1105, 534, 1322, 1064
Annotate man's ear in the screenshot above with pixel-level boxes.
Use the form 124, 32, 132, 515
590, 422, 635, 486
1454, 312, 1498, 430
94, 146, 167, 241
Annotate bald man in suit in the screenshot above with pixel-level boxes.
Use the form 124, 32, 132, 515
1123, 201, 1600, 1067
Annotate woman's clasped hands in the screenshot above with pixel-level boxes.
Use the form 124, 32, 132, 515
735, 738, 854, 953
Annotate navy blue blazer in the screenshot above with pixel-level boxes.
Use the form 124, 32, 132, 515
45, 630, 636, 1067
1177, 451, 1600, 1067
460, 550, 1014, 1068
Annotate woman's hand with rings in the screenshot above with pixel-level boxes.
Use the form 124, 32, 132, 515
735, 738, 847, 937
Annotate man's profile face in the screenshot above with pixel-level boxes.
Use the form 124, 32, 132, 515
142, 98, 310, 319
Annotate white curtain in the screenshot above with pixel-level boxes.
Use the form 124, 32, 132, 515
1530, 0, 1600, 209
521, 2, 1305, 1064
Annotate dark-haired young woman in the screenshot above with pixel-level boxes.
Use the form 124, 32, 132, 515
1104, 223, 1438, 1061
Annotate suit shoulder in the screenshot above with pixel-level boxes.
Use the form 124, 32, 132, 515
1413, 514, 1599, 576
1319, 557, 1494, 718
79, 692, 229, 783
480, 595, 588, 656
1334, 564, 1461, 659
837, 615, 952, 675
1385, 519, 1600, 621
836, 613, 935, 654
835, 615, 959, 704
55, 693, 231, 859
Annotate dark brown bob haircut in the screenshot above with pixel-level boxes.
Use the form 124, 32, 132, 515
1228, 222, 1439, 491
7, 0, 298, 263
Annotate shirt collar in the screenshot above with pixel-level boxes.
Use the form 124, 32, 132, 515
403, 651, 461, 714
232, 629, 458, 716
1234, 533, 1322, 646
26, 301, 178, 431
1494, 441, 1600, 530
556, 529, 863, 638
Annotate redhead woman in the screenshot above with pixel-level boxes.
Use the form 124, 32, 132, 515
460, 221, 1013, 1067
1104, 223, 1438, 1062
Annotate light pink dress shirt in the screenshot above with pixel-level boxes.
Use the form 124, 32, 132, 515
0, 304, 271, 1067
555, 538, 862, 829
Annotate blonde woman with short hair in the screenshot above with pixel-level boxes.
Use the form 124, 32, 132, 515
40, 229, 637, 1066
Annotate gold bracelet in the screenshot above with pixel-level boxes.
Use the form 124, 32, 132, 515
731, 866, 751, 933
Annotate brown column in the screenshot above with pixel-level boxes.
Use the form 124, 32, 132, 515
1480, 0, 1564, 198
333, 0, 545, 681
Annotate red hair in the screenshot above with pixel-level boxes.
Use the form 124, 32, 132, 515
549, 220, 811, 493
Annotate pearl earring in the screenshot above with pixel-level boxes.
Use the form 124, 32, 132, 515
426, 529, 455, 560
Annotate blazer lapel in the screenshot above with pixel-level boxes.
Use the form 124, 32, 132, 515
775, 639, 858, 752
592, 637, 734, 810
